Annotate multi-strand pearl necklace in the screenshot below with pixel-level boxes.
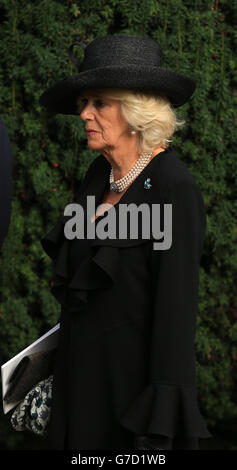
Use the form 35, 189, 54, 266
109, 152, 153, 193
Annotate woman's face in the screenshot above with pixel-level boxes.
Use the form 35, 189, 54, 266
78, 89, 132, 153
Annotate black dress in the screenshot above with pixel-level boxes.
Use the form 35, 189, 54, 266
41, 147, 213, 450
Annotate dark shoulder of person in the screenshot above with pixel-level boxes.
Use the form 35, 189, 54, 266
0, 117, 14, 251
156, 145, 204, 204
158, 146, 197, 186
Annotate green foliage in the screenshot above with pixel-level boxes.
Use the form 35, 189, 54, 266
0, 0, 236, 450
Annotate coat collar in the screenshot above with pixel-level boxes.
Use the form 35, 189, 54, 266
41, 148, 173, 310
66, 147, 172, 248
85, 148, 170, 206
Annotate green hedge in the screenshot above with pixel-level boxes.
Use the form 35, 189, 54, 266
0, 0, 237, 450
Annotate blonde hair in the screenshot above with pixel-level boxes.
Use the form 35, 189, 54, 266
77, 88, 186, 155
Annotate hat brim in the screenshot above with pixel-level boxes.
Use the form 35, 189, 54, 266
39, 65, 196, 114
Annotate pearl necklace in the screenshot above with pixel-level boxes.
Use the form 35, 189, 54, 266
109, 152, 153, 193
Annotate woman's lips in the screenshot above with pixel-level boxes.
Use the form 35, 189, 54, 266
86, 130, 98, 135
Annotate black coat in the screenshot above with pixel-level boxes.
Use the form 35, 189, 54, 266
0, 118, 14, 252
41, 145, 213, 450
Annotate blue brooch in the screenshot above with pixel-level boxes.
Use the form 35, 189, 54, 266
144, 177, 152, 189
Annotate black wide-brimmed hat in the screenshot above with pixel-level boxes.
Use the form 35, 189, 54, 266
39, 35, 196, 114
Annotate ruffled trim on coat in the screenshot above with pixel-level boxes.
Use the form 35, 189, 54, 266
41, 216, 120, 312
41, 218, 212, 440
119, 382, 213, 439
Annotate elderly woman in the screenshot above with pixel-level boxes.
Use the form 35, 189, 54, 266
39, 35, 212, 450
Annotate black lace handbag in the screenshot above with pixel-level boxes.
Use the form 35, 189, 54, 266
4, 349, 56, 437
10, 375, 53, 436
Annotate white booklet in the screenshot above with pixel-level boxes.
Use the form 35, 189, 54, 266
1, 323, 60, 414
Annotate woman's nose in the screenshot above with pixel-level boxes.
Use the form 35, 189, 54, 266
80, 102, 94, 120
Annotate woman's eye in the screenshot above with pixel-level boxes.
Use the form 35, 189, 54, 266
95, 99, 105, 108
77, 98, 105, 112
